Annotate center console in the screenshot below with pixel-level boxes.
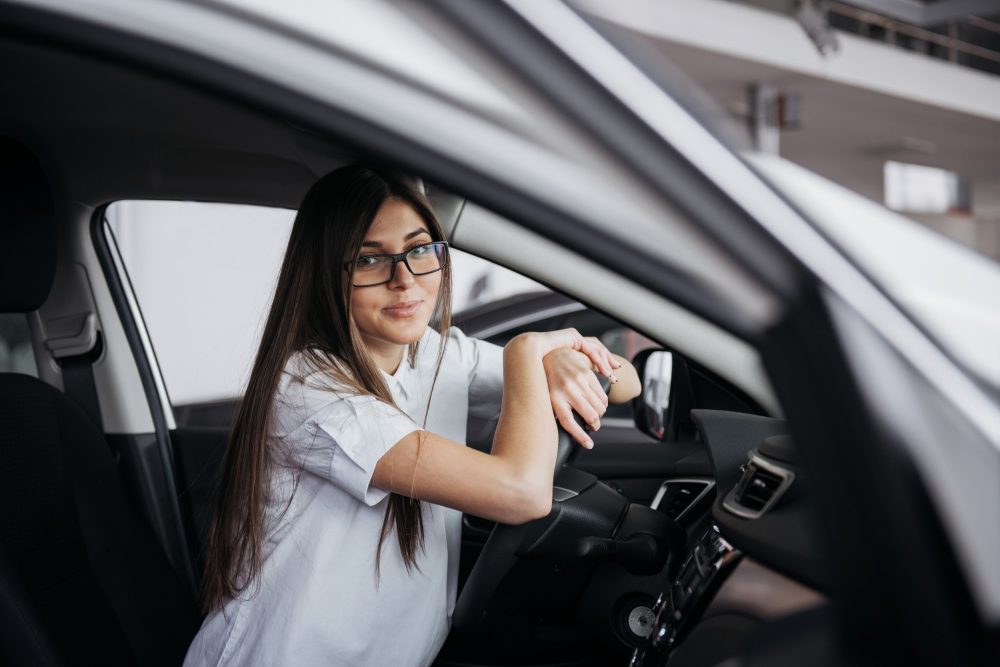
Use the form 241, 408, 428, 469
629, 525, 741, 666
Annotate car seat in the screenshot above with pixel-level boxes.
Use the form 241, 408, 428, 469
0, 137, 200, 666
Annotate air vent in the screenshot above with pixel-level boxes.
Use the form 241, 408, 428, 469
650, 479, 714, 522
722, 452, 794, 520
735, 465, 783, 511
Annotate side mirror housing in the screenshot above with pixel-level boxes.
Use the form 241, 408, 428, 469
631, 348, 696, 442
633, 349, 672, 440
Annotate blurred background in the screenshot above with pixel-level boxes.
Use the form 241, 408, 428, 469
575, 0, 1000, 261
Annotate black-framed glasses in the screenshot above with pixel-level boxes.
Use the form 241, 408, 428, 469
344, 241, 449, 287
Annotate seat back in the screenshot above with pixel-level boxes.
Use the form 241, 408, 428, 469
0, 137, 199, 665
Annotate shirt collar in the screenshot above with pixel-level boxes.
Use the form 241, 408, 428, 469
380, 356, 413, 401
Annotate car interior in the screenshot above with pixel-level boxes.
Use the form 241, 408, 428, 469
0, 4, 993, 667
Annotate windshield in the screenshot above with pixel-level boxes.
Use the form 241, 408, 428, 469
566, 1, 1000, 390
748, 153, 1000, 389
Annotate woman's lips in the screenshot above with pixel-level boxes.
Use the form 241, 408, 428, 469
382, 300, 422, 317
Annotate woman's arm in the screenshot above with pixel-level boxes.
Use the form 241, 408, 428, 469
372, 329, 603, 525
607, 354, 640, 404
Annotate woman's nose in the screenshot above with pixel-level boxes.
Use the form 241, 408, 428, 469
388, 258, 415, 288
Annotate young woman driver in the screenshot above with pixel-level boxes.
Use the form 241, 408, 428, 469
184, 165, 640, 666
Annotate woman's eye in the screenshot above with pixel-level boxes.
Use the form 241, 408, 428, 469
408, 245, 430, 256
356, 255, 383, 269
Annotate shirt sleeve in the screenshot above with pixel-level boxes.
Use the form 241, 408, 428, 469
302, 394, 420, 506
447, 326, 504, 422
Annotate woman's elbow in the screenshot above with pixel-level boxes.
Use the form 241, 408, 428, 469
524, 488, 554, 522
502, 484, 552, 524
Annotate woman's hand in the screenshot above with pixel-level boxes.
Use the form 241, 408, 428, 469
534, 333, 621, 450
542, 348, 613, 449
518, 329, 618, 377
510, 329, 628, 449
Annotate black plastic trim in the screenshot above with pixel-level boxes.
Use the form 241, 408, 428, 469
90, 204, 198, 597
760, 288, 987, 664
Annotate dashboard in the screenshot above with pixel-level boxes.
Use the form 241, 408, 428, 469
627, 409, 828, 666
442, 408, 828, 667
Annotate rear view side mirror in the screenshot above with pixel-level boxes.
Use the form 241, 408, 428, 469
631, 348, 696, 442
637, 350, 672, 439
632, 350, 674, 440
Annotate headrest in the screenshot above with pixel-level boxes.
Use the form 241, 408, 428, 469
0, 137, 56, 312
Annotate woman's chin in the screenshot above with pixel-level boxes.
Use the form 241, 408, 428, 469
357, 312, 432, 350
386, 319, 430, 345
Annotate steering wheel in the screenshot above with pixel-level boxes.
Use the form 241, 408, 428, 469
453, 375, 613, 631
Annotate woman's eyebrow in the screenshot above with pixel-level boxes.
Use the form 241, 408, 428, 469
361, 228, 431, 248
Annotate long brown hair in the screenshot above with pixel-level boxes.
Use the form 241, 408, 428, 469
200, 165, 453, 612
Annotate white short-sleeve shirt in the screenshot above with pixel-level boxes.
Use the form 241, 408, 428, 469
184, 326, 503, 667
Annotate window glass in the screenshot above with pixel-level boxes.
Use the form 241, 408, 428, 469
106, 201, 294, 424
0, 313, 37, 376
106, 200, 664, 429
105, 200, 547, 428
450, 250, 546, 312
483, 313, 566, 349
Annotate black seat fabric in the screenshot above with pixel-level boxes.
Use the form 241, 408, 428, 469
0, 375, 200, 665
0, 137, 199, 665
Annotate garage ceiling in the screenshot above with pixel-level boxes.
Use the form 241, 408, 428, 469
647, 38, 1000, 217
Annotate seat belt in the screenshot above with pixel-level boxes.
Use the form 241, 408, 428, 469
46, 312, 105, 432
60, 333, 105, 432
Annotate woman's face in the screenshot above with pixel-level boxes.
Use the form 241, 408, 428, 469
348, 199, 441, 359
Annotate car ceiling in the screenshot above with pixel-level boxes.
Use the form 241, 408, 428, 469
0, 35, 353, 209
3, 32, 482, 242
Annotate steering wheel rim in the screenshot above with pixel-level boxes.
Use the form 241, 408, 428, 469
453, 374, 612, 631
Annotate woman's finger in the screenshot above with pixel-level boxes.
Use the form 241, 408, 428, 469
586, 372, 610, 410
590, 336, 622, 373
590, 337, 617, 378
555, 403, 593, 449
567, 389, 601, 428
570, 378, 607, 428
586, 394, 606, 431
580, 338, 616, 381
586, 336, 611, 363
534, 327, 585, 357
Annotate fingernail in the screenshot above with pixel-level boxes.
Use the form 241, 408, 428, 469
585, 439, 594, 449
614, 362, 622, 369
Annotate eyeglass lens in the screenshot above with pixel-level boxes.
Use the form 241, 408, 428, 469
353, 243, 446, 286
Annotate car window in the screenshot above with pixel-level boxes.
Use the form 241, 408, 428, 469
104, 200, 547, 428
103, 199, 749, 433
105, 200, 295, 427
483, 314, 566, 348
748, 154, 1000, 389
0, 313, 37, 376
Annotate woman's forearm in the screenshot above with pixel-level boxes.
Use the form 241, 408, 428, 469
374, 329, 625, 524
608, 354, 641, 405
489, 333, 561, 517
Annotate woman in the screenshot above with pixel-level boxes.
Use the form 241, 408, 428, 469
185, 165, 640, 666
